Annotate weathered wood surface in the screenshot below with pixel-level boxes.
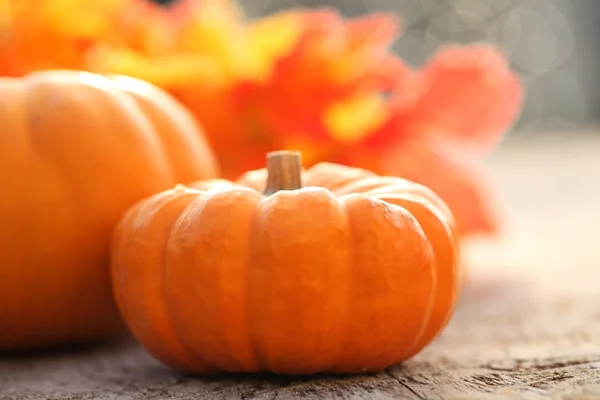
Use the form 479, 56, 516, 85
1, 136, 599, 399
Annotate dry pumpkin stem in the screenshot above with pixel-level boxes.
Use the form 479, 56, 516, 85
263, 150, 304, 196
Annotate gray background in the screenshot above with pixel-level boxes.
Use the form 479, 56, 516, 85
151, 0, 599, 136
238, 0, 600, 137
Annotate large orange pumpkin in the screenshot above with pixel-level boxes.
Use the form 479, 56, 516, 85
110, 150, 460, 375
0, 70, 219, 351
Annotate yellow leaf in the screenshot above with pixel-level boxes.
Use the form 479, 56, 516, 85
324, 94, 387, 143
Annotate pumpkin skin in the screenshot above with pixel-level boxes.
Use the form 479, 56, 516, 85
110, 152, 460, 375
0, 70, 219, 351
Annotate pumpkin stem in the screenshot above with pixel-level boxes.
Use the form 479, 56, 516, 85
264, 150, 303, 196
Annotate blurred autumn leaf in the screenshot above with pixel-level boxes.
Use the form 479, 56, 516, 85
0, 0, 524, 237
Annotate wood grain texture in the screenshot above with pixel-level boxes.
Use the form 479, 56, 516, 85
1, 136, 599, 399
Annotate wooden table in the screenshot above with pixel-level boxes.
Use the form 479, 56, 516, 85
1, 136, 599, 399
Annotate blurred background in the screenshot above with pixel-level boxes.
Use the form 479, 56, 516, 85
232, 0, 597, 139
141, 0, 598, 261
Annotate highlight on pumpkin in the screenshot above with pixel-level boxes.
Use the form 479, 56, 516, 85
0, 0, 524, 239
110, 149, 462, 375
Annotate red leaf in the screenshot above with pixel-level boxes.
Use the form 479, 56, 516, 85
407, 45, 524, 156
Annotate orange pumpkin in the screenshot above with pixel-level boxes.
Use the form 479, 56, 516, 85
0, 70, 219, 351
110, 150, 460, 375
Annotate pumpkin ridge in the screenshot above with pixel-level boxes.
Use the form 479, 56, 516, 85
370, 191, 459, 358
247, 200, 268, 373
110, 198, 147, 349
166, 187, 264, 372
213, 186, 267, 373
339, 193, 435, 372
164, 190, 224, 372
328, 196, 356, 372
112, 189, 211, 373
160, 190, 217, 373
364, 193, 436, 360
249, 188, 352, 374
206, 187, 263, 372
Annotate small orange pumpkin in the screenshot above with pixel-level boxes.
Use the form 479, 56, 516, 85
0, 70, 219, 351
111, 150, 461, 375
